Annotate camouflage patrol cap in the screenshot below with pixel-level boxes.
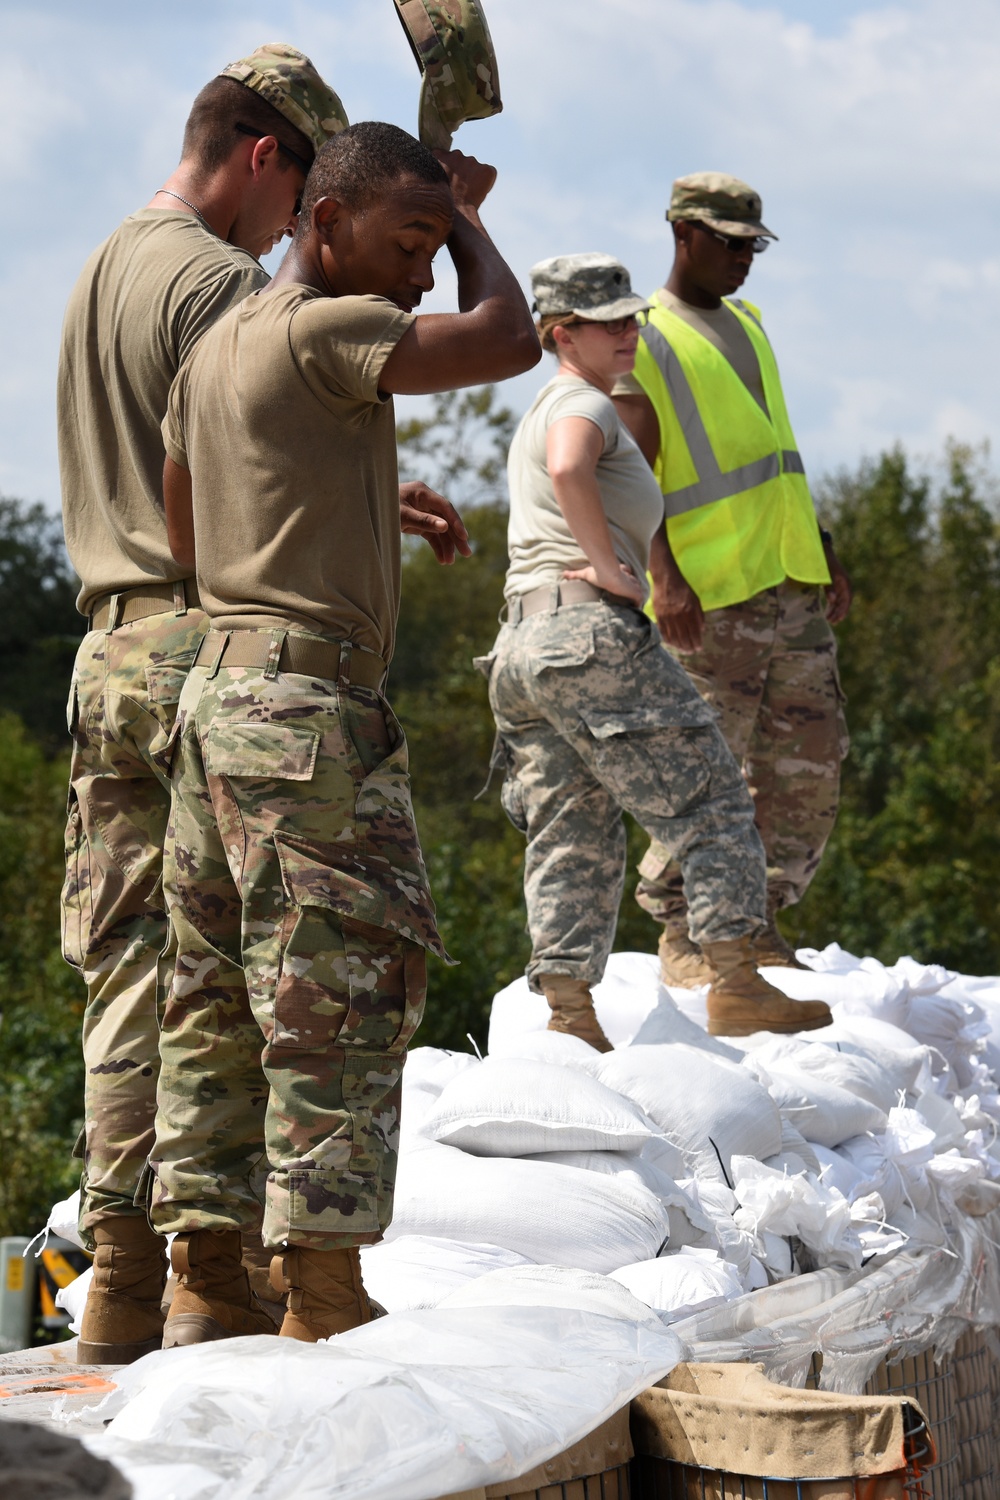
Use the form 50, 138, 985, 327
219, 43, 349, 157
530, 253, 652, 321
393, 0, 502, 151
668, 171, 777, 240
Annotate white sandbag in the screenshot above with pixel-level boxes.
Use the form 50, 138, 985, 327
528, 1148, 717, 1250
31, 1190, 86, 1252
592, 1044, 782, 1184
764, 1118, 821, 1177
610, 1248, 744, 1320
403, 1048, 481, 1133
487, 1029, 600, 1067
748, 1037, 897, 1113
359, 1237, 533, 1313
55, 1264, 92, 1333
743, 1054, 888, 1147
385, 1143, 671, 1272
437, 1264, 664, 1328
675, 1178, 756, 1284
792, 944, 912, 1027
422, 1056, 655, 1156
812, 1143, 868, 1201
638, 1133, 688, 1182
730, 1156, 863, 1273
808, 1027, 928, 1099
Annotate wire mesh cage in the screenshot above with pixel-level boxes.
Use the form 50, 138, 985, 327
863, 1351, 959, 1500
948, 1330, 996, 1500
629, 1399, 933, 1500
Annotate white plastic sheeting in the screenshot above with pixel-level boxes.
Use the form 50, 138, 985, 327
73, 1298, 683, 1500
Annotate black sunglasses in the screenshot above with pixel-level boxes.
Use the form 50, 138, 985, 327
234, 124, 311, 214
695, 222, 770, 256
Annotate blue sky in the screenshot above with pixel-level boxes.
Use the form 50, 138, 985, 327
2, 0, 997, 511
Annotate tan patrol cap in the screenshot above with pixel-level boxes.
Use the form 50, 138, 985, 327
668, 171, 778, 240
219, 43, 349, 157
393, 0, 502, 151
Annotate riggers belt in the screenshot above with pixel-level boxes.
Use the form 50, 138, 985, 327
480, 599, 768, 992
636, 582, 849, 925
150, 638, 447, 1251
61, 607, 208, 1245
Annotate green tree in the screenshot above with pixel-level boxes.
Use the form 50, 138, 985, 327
0, 715, 85, 1239
0, 498, 82, 751
785, 444, 1000, 972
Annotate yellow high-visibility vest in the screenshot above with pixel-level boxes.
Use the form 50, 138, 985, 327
633, 291, 830, 610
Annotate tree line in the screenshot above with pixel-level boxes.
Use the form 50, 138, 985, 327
1, 396, 997, 1237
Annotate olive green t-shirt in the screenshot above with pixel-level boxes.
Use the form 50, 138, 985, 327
162, 283, 414, 662
58, 209, 268, 616
613, 287, 769, 415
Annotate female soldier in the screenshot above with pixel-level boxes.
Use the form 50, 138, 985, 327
483, 253, 831, 1046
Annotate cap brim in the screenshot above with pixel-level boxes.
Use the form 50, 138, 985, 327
567, 294, 652, 321
673, 209, 778, 240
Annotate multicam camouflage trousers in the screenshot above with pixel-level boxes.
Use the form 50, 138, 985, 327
636, 582, 850, 926
484, 599, 767, 991
151, 637, 445, 1251
61, 607, 207, 1244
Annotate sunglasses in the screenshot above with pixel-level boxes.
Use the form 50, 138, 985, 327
563, 315, 639, 337
696, 222, 770, 255
234, 124, 311, 215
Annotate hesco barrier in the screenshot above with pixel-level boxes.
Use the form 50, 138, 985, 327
439, 1405, 633, 1500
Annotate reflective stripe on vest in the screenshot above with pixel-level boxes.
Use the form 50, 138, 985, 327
639, 320, 804, 518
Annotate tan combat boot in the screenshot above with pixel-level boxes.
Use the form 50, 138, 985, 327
702, 935, 832, 1037
540, 973, 613, 1052
77, 1214, 168, 1364
657, 920, 715, 988
271, 1246, 382, 1342
749, 896, 808, 970
240, 1234, 286, 1331
161, 1228, 276, 1347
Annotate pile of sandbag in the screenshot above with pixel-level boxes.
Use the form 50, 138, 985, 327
373, 945, 1000, 1327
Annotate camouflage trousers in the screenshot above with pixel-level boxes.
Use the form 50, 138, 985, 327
61, 607, 207, 1245
484, 599, 766, 991
636, 582, 849, 925
151, 635, 444, 1251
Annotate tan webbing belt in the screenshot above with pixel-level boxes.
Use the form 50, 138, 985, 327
90, 580, 201, 630
509, 579, 604, 623
194, 630, 387, 688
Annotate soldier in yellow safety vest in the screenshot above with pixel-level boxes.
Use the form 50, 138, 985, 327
613, 172, 853, 987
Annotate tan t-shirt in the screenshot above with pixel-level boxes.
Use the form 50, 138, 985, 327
162, 284, 414, 661
58, 210, 268, 616
505, 374, 665, 604
614, 287, 768, 414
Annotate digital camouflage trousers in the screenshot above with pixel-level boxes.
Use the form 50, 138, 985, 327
61, 608, 207, 1245
484, 599, 767, 991
636, 581, 850, 926
151, 636, 445, 1251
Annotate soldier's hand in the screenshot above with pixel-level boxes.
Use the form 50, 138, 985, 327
654, 575, 704, 653
399, 480, 472, 565
434, 149, 497, 211
824, 551, 853, 625
563, 562, 646, 608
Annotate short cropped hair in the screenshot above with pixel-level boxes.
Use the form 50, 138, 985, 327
182, 76, 314, 176
297, 120, 448, 228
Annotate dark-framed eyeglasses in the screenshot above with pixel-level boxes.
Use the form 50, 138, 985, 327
234, 123, 311, 214
564, 314, 639, 337
696, 222, 770, 255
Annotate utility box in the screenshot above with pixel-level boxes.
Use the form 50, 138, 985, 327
0, 1239, 37, 1354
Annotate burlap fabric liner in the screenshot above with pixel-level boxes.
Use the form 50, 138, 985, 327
438, 1404, 631, 1499
631, 1363, 930, 1480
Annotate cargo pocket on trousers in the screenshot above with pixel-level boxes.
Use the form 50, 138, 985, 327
145, 651, 199, 776
578, 708, 715, 819
203, 722, 321, 782
271, 835, 435, 1056
61, 794, 92, 971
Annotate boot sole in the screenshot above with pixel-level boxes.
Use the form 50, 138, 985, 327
708, 1011, 831, 1037
162, 1313, 265, 1347
77, 1334, 162, 1365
